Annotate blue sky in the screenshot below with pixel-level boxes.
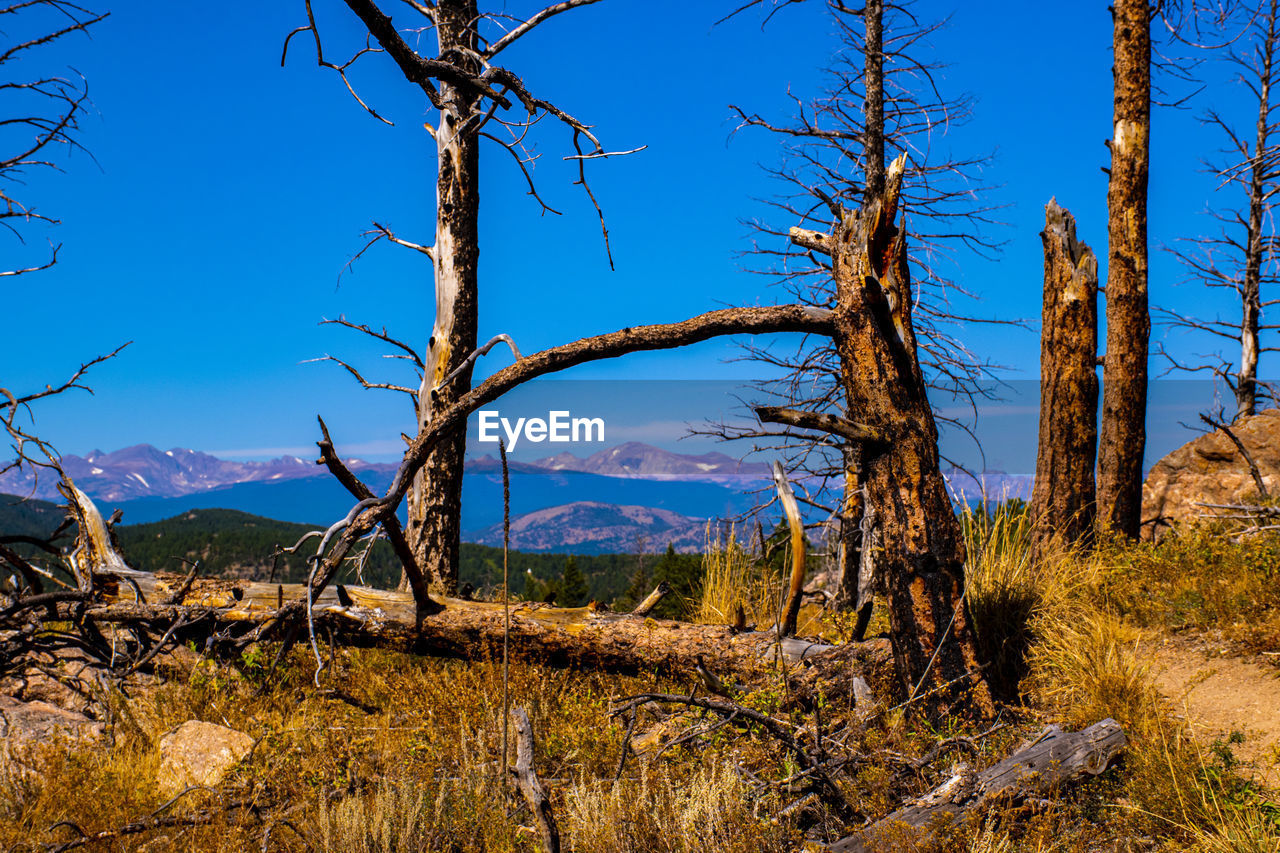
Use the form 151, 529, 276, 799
2, 0, 1261, 467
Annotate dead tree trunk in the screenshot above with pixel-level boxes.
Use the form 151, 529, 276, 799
1098, 0, 1151, 539
1237, 3, 1277, 420
1030, 201, 1099, 550
795, 156, 994, 716
403, 0, 482, 595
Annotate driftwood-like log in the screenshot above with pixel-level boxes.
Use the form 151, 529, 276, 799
509, 707, 560, 853
86, 569, 876, 684
828, 719, 1127, 852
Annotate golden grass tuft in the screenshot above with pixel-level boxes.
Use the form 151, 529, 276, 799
695, 524, 784, 629
564, 762, 795, 853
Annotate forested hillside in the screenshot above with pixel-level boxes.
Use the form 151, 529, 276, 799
0, 495, 699, 609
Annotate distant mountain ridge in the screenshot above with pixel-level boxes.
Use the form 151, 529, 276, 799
531, 441, 772, 482
0, 444, 381, 502
0, 443, 1033, 554
469, 501, 710, 554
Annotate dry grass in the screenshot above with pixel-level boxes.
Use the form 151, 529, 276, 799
695, 524, 786, 629
963, 504, 1280, 850
7, 509, 1280, 852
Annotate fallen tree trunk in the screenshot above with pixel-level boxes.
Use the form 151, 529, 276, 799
87, 568, 883, 684
828, 719, 1127, 852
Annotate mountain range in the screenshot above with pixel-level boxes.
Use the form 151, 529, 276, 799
0, 442, 1032, 553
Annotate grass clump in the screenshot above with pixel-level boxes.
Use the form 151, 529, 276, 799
696, 524, 784, 629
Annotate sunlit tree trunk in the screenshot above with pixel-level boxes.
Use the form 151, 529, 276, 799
404, 0, 481, 593
1098, 0, 1151, 539
1031, 201, 1098, 550
824, 157, 993, 716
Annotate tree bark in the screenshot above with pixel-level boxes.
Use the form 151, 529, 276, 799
85, 570, 872, 685
863, 0, 885, 199
1030, 200, 1098, 550
404, 0, 482, 595
815, 155, 993, 716
1098, 0, 1151, 539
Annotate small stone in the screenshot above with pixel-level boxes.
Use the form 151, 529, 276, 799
155, 720, 254, 797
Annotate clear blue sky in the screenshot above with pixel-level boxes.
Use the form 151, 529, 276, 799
3, 0, 1257, 464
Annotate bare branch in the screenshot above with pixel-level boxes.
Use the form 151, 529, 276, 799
484, 0, 605, 59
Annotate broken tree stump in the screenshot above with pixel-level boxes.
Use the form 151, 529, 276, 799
827, 719, 1127, 852
510, 707, 560, 853
1030, 200, 1099, 551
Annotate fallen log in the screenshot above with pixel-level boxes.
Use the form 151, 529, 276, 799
13, 485, 891, 694
828, 719, 1127, 852
86, 568, 885, 685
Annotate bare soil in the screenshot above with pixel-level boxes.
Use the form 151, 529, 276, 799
1149, 635, 1280, 785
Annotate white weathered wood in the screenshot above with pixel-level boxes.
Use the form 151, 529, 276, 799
828, 719, 1127, 852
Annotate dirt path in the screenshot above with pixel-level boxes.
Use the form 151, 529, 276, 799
1149, 637, 1280, 785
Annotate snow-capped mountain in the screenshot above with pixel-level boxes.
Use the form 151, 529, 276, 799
0, 444, 346, 501
532, 441, 772, 482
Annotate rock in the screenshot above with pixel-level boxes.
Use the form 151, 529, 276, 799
1142, 408, 1280, 540
0, 695, 105, 783
156, 720, 254, 796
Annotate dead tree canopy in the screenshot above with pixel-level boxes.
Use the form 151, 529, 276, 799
0, 1, 107, 279
1098, 0, 1152, 539
1030, 200, 1098, 550
288, 0, 632, 599
1159, 0, 1280, 422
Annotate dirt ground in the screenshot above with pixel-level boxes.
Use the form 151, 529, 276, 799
1149, 635, 1280, 785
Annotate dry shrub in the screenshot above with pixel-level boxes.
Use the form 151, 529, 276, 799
564, 761, 794, 853
1095, 526, 1280, 651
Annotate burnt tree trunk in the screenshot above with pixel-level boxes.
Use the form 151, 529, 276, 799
862, 0, 885, 199
832, 0, 883, 617
404, 0, 481, 594
1030, 200, 1099, 550
804, 155, 993, 716
1237, 1, 1277, 421
833, 442, 864, 610
1098, 0, 1151, 539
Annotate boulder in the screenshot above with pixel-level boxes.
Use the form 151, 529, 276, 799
0, 695, 105, 783
156, 720, 254, 796
1142, 408, 1280, 540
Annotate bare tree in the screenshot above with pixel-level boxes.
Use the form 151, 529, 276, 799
286, 158, 996, 716
1159, 0, 1280, 423
705, 0, 1003, 618
286, 0, 630, 598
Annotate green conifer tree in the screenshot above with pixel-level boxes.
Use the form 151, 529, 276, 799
559, 555, 589, 607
